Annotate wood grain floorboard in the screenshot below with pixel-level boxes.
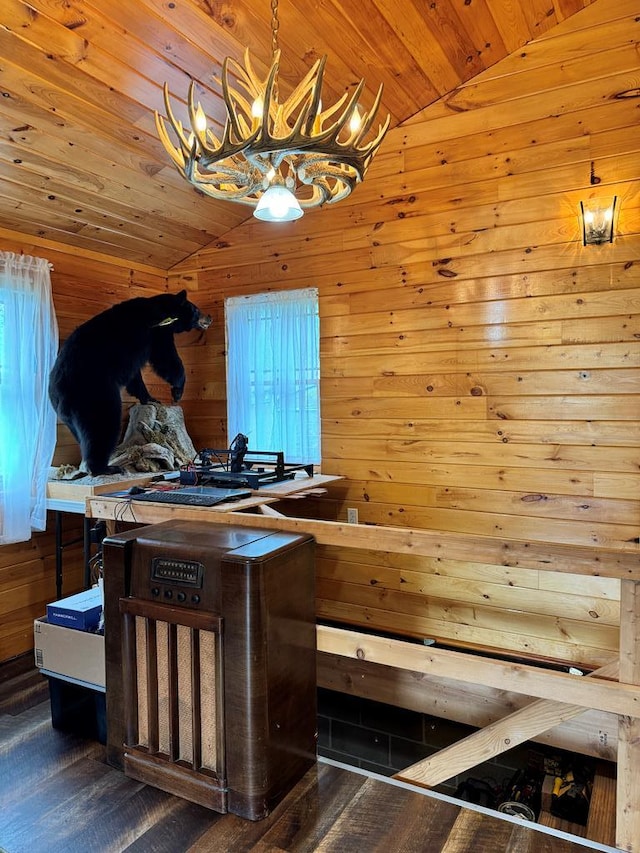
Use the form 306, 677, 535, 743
187, 763, 366, 853
314, 777, 461, 852
0, 659, 607, 853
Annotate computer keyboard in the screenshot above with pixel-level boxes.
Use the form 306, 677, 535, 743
131, 489, 247, 507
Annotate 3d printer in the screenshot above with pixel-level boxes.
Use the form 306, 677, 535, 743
180, 433, 314, 489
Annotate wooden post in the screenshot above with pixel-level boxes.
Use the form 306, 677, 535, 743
616, 580, 640, 852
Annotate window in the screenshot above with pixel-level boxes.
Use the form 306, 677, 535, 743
0, 253, 58, 544
225, 288, 320, 464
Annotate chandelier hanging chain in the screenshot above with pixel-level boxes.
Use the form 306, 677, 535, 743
154, 0, 390, 215
270, 0, 280, 103
270, 0, 280, 58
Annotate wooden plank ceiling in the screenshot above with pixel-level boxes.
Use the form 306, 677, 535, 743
0, 0, 592, 269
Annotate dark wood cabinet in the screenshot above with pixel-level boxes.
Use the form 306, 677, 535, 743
103, 520, 317, 820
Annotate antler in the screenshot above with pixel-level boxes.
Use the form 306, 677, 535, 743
155, 48, 390, 209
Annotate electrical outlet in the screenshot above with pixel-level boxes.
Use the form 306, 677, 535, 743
347, 508, 358, 524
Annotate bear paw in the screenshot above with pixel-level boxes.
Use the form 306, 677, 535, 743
90, 464, 124, 476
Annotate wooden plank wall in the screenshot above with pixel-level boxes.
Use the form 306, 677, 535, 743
0, 228, 168, 662
169, 1, 640, 670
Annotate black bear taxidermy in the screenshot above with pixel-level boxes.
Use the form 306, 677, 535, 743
48, 290, 212, 476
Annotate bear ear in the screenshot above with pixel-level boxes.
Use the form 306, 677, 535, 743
177, 289, 187, 302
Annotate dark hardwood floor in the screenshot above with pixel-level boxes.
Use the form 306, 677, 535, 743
0, 656, 613, 853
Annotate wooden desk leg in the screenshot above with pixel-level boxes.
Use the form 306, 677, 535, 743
83, 516, 92, 588
616, 579, 640, 852
55, 511, 63, 599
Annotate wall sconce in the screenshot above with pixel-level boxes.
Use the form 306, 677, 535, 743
580, 196, 617, 245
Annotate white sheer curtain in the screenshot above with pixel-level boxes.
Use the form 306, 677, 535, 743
225, 288, 320, 463
0, 252, 58, 544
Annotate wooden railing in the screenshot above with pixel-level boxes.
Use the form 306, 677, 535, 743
88, 495, 640, 851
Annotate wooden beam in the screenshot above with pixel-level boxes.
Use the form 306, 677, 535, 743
316, 625, 632, 716
394, 660, 617, 788
258, 504, 286, 517
318, 652, 618, 760
616, 579, 640, 852
87, 497, 640, 580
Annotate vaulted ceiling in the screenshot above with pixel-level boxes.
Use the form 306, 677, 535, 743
0, 0, 593, 269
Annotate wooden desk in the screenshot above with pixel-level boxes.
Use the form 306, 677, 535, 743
47, 472, 160, 513
47, 474, 161, 597
90, 491, 277, 530
86, 473, 341, 530
242, 472, 341, 497
48, 480, 274, 592
49, 472, 340, 593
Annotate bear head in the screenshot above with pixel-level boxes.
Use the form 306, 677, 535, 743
156, 289, 212, 333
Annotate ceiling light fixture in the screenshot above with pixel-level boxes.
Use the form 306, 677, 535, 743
155, 0, 390, 223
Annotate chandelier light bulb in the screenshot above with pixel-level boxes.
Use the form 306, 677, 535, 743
195, 111, 207, 133
349, 105, 362, 134
251, 97, 263, 119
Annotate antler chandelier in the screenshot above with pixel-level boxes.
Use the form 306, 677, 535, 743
155, 0, 390, 222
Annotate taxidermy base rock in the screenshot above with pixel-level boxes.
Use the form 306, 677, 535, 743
108, 404, 197, 473
50, 404, 197, 480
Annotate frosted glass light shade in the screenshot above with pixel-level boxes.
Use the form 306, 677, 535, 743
253, 185, 303, 222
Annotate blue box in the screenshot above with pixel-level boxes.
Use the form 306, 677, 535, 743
46, 587, 103, 632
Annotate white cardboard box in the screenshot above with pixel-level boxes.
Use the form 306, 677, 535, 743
34, 618, 105, 688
